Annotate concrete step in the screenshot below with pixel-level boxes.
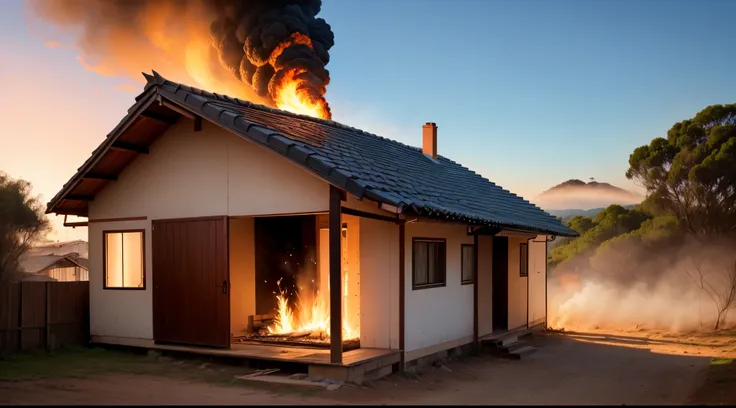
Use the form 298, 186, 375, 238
501, 341, 529, 353
507, 346, 538, 360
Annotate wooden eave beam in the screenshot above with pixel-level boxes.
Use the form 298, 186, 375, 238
83, 172, 118, 181
111, 141, 149, 154
160, 100, 196, 120
141, 110, 178, 124
64, 194, 94, 201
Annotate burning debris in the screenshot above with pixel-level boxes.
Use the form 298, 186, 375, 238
28, 0, 335, 119
235, 277, 358, 348
268, 278, 358, 341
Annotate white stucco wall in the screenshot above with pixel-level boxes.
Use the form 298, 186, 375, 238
527, 236, 547, 325
477, 235, 494, 337
87, 119, 331, 342
507, 236, 529, 331
404, 222, 474, 358
358, 217, 400, 349
88, 219, 152, 340
88, 119, 329, 220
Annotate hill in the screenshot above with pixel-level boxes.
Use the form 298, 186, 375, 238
534, 179, 643, 210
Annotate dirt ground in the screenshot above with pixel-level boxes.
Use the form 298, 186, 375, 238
1, 330, 734, 405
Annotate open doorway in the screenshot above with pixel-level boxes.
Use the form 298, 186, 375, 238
492, 236, 509, 332
229, 214, 360, 350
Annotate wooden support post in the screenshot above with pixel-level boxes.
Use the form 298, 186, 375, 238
398, 222, 406, 370
473, 232, 479, 348
329, 185, 343, 364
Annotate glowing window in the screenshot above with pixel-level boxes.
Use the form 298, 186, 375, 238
104, 231, 145, 289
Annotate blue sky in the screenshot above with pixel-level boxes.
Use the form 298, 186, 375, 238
1, 0, 735, 240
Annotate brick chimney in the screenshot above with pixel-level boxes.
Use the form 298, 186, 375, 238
422, 122, 438, 160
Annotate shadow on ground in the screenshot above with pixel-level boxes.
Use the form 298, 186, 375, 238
0, 333, 719, 405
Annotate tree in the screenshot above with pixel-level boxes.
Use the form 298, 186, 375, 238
549, 204, 649, 267
685, 258, 736, 331
566, 215, 595, 235
0, 172, 49, 286
626, 104, 736, 235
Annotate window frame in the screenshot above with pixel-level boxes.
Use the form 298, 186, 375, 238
103, 229, 146, 290
461, 244, 475, 285
411, 237, 447, 290
519, 242, 529, 277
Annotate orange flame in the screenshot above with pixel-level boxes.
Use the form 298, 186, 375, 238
266, 33, 331, 119
269, 278, 357, 340
271, 68, 332, 119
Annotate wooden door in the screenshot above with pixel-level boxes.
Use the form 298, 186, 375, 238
152, 217, 230, 348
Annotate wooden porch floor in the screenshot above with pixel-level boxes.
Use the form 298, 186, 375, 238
146, 342, 399, 368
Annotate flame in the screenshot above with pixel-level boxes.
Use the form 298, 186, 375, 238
271, 68, 332, 119
266, 33, 330, 119
269, 278, 357, 340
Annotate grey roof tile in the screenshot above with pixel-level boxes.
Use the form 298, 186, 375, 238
47, 71, 576, 237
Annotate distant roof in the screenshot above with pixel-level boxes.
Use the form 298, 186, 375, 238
46, 71, 577, 237
19, 254, 88, 274
32, 240, 87, 249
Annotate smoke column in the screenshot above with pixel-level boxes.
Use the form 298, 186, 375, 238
26, 0, 334, 118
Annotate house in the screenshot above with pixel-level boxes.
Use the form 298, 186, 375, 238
45, 71, 576, 380
18, 253, 89, 282
27, 239, 89, 259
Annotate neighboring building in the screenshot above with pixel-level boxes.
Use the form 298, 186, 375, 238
18, 253, 89, 282
28, 240, 89, 259
45, 72, 576, 379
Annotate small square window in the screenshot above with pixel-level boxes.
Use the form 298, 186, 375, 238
461, 244, 475, 284
104, 230, 145, 289
520, 243, 529, 277
412, 238, 446, 289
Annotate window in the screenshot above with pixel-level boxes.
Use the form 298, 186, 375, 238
104, 230, 145, 289
520, 243, 529, 277
461, 244, 475, 284
412, 238, 446, 289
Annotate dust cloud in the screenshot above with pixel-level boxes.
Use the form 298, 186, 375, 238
549, 236, 736, 332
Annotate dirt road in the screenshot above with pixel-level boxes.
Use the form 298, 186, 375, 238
1, 331, 733, 405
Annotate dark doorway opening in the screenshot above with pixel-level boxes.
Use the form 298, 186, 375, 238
492, 236, 509, 332
254, 215, 317, 316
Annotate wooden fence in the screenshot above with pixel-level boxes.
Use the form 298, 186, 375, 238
0, 281, 89, 352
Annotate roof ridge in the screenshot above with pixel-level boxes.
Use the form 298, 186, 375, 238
143, 70, 429, 156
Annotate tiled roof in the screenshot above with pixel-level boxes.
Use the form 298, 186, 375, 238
50, 71, 577, 237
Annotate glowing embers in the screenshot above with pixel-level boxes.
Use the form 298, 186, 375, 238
239, 215, 360, 349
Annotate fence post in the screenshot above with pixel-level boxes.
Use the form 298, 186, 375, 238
17, 282, 22, 351
45, 282, 51, 351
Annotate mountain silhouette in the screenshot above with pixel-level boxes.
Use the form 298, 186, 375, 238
534, 179, 643, 211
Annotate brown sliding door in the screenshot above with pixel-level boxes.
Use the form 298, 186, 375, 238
152, 216, 230, 348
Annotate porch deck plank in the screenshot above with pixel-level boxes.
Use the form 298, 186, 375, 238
147, 342, 399, 367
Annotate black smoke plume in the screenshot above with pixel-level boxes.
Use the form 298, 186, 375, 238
209, 0, 334, 117
27, 0, 335, 117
